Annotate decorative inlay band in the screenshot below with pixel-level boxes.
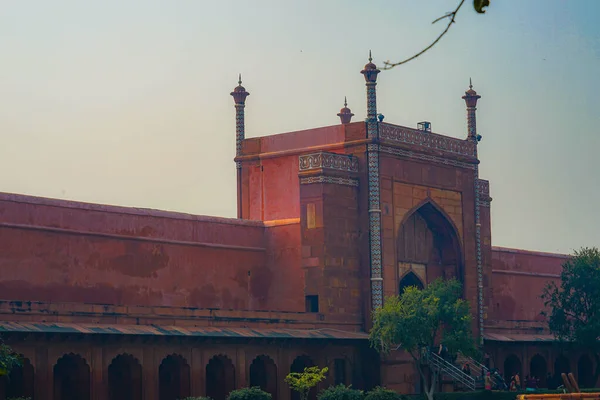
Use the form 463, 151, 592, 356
300, 176, 359, 187
299, 152, 359, 172
380, 123, 476, 157
380, 146, 475, 170
478, 179, 491, 207
478, 179, 490, 197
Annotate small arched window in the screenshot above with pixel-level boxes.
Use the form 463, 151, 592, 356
399, 271, 424, 294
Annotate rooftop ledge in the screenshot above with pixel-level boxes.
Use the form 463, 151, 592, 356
0, 191, 298, 228
379, 123, 476, 158
236, 122, 477, 164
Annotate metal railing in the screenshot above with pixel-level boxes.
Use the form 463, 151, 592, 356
455, 352, 506, 390
424, 351, 477, 391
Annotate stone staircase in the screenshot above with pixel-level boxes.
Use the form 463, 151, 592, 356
455, 352, 507, 390
423, 351, 477, 391
422, 350, 507, 392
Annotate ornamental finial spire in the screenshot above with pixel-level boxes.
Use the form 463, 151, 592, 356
238, 73, 242, 86
369, 50, 372, 62
344, 96, 348, 107
469, 77, 473, 90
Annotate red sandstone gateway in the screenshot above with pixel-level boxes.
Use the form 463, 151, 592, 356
0, 56, 586, 400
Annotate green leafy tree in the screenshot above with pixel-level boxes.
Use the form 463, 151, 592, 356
317, 384, 363, 400
0, 338, 22, 376
369, 278, 476, 400
285, 366, 328, 400
542, 247, 600, 386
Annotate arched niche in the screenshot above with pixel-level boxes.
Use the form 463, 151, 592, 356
530, 354, 547, 387
577, 355, 594, 388
206, 355, 235, 400
2, 355, 34, 399
159, 354, 191, 400
554, 354, 570, 379
290, 356, 316, 400
249, 355, 278, 399
54, 353, 90, 400
108, 354, 142, 400
504, 354, 522, 381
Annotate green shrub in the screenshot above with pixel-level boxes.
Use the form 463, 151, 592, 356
318, 384, 364, 400
365, 387, 406, 400
179, 397, 213, 400
228, 387, 272, 400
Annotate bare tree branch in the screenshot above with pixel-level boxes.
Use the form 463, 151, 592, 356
382, 0, 466, 70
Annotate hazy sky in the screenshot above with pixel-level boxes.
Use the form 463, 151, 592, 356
1, 1, 598, 254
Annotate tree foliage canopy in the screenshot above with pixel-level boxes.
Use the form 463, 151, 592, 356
285, 366, 328, 400
317, 384, 363, 400
369, 278, 475, 400
370, 278, 475, 358
0, 339, 22, 376
228, 387, 272, 400
542, 247, 600, 371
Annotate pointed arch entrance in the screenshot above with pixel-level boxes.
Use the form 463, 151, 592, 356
159, 354, 191, 400
54, 353, 90, 400
396, 200, 463, 288
399, 271, 424, 293
250, 355, 277, 399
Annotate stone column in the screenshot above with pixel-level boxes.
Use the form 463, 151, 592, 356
91, 346, 107, 400
360, 51, 383, 310
462, 79, 484, 344
231, 75, 250, 219
191, 346, 205, 396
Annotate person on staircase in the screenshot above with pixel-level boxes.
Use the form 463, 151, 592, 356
462, 363, 471, 377
485, 372, 492, 391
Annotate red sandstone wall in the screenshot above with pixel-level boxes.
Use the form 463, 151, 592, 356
247, 155, 300, 221
0, 194, 302, 312
489, 247, 568, 323
241, 124, 357, 221
264, 221, 305, 312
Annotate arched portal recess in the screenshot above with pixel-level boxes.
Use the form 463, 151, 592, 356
504, 354, 522, 381
578, 355, 594, 388
108, 354, 142, 400
206, 355, 235, 400
159, 354, 191, 400
396, 200, 463, 288
290, 356, 316, 400
530, 354, 547, 387
54, 353, 90, 400
250, 355, 278, 399
2, 355, 34, 399
554, 354, 570, 380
